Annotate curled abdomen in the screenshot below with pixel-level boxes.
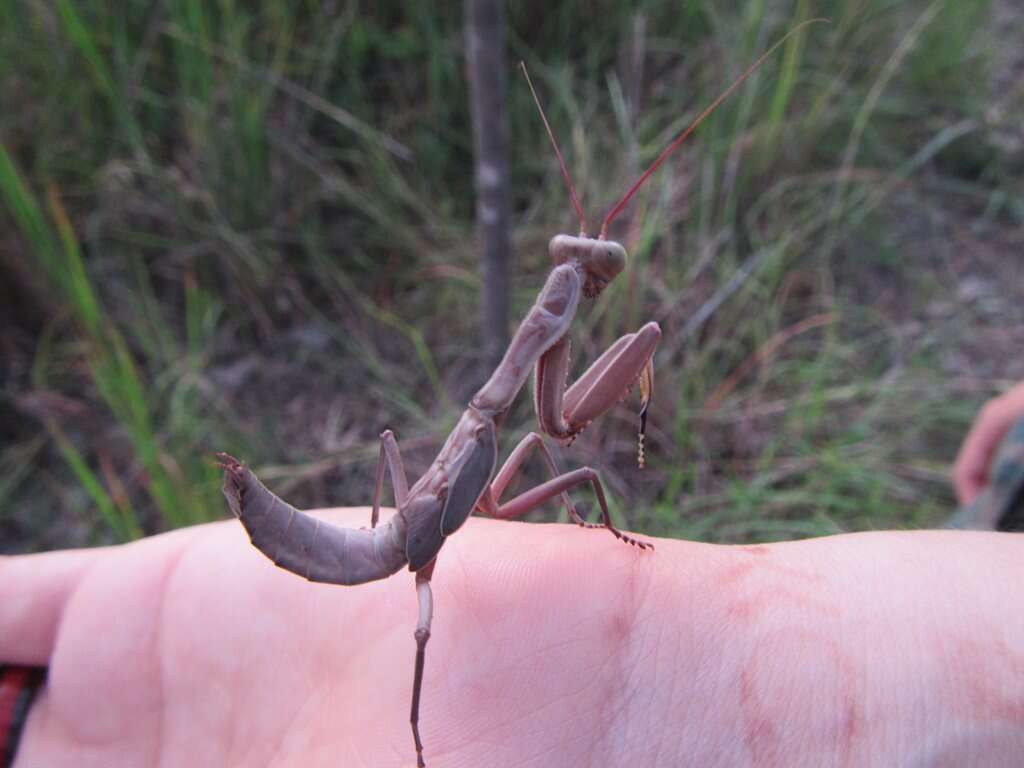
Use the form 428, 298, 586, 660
219, 453, 408, 586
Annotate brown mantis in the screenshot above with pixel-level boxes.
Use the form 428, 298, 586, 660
218, 21, 823, 767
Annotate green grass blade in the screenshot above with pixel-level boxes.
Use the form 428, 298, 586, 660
48, 422, 142, 541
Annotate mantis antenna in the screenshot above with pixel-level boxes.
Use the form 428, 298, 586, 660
520, 62, 588, 237
599, 18, 829, 239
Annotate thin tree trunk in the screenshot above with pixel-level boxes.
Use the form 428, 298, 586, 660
465, 0, 511, 376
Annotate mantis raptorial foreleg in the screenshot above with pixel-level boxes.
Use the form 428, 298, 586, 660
536, 321, 661, 463
371, 429, 409, 529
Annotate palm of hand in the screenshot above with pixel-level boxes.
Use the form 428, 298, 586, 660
15, 512, 673, 767
11, 513, 1024, 766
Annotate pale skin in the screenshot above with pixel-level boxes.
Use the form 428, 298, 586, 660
954, 380, 1024, 505
3, 512, 1022, 767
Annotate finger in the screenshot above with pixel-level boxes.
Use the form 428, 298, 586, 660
953, 400, 1015, 505
953, 440, 987, 506
0, 548, 106, 665
953, 475, 980, 507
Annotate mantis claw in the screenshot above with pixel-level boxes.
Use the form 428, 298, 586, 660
637, 356, 654, 469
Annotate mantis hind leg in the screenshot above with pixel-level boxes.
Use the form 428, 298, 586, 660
410, 560, 435, 768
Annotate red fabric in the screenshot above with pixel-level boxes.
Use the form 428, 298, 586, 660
0, 667, 39, 768
0, 667, 28, 765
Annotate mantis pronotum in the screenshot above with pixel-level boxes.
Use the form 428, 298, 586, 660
218, 20, 823, 767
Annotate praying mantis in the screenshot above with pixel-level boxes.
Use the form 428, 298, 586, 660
218, 20, 823, 767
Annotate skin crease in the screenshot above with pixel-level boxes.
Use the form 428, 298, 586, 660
2, 513, 1023, 768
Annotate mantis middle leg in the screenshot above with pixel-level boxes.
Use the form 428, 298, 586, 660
371, 429, 409, 528
477, 431, 591, 522
485, 462, 652, 550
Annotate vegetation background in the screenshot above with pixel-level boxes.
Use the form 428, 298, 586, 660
2, 0, 1022, 553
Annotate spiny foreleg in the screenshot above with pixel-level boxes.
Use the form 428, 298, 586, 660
535, 321, 660, 465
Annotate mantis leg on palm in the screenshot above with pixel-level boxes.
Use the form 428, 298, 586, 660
484, 465, 650, 548
411, 559, 435, 768
477, 431, 580, 521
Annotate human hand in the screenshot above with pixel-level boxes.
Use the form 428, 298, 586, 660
3, 513, 1023, 767
954, 381, 1024, 505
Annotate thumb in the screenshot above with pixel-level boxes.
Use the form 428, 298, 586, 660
954, 404, 1012, 504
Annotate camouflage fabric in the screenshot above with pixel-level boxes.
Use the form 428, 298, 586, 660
946, 417, 1024, 532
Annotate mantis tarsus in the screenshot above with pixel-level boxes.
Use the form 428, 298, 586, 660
218, 21, 823, 767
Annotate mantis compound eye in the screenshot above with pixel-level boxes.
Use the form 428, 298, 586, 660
592, 240, 626, 282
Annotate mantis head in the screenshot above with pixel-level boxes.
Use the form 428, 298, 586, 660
549, 234, 625, 298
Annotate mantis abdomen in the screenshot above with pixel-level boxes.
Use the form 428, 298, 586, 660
221, 455, 409, 586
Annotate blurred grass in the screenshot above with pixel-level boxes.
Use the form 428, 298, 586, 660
2, 0, 1021, 551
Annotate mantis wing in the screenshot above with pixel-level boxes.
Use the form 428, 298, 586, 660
440, 421, 498, 537
405, 494, 446, 572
